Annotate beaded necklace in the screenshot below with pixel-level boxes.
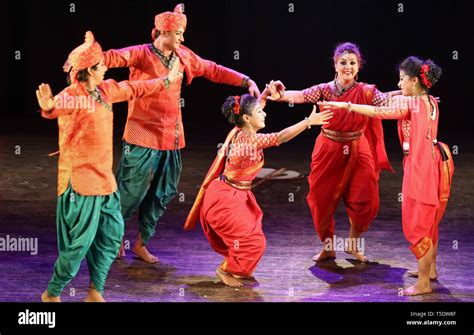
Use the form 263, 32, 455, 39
333, 79, 357, 97
149, 44, 177, 70
87, 87, 112, 111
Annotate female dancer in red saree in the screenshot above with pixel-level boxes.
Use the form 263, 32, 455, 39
268, 42, 399, 262
319, 57, 454, 296
184, 85, 332, 287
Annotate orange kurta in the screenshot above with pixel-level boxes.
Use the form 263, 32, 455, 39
42, 79, 165, 196
104, 44, 248, 150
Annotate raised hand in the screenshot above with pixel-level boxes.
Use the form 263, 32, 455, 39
266, 80, 286, 101
35, 83, 55, 112
167, 59, 184, 84
308, 105, 333, 126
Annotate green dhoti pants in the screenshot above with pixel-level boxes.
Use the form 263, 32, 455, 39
116, 141, 182, 245
47, 184, 124, 297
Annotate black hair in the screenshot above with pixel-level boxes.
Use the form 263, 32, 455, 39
399, 56, 442, 91
66, 63, 99, 85
221, 94, 257, 127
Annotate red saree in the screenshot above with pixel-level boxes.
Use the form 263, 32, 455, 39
376, 96, 454, 258
184, 128, 280, 276
306, 83, 394, 242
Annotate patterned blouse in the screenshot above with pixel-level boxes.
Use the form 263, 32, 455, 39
222, 129, 280, 181
303, 81, 411, 147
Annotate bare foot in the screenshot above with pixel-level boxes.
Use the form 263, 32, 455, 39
407, 270, 438, 281
84, 288, 106, 302
312, 249, 336, 262
216, 267, 243, 287
344, 249, 369, 263
41, 290, 61, 302
132, 243, 159, 264
116, 241, 126, 259
403, 282, 433, 296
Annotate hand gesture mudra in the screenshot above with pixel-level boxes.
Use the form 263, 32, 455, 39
307, 105, 333, 126
266, 80, 286, 101
36, 83, 56, 112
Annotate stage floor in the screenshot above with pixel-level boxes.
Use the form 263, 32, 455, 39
1, 133, 473, 302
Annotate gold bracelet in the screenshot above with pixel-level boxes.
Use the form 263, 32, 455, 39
305, 117, 311, 129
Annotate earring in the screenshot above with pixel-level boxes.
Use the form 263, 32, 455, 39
355, 73, 359, 81
334, 72, 338, 80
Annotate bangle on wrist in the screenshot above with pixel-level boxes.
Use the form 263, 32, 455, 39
304, 117, 311, 129
278, 90, 285, 102
347, 101, 352, 112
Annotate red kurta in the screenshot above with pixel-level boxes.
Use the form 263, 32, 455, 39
303, 82, 393, 241
104, 44, 248, 150
41, 79, 164, 196
185, 128, 280, 277
375, 96, 454, 258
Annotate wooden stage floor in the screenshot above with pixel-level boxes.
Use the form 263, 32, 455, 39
1, 133, 473, 302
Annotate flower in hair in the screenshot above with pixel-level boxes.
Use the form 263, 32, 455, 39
420, 64, 432, 89
233, 96, 241, 115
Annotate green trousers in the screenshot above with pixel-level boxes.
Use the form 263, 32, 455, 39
116, 141, 182, 244
47, 184, 124, 296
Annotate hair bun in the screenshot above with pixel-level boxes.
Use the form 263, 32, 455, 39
423, 59, 442, 88
221, 96, 240, 125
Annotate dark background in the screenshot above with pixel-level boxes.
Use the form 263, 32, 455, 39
1, 0, 474, 309
3, 0, 471, 151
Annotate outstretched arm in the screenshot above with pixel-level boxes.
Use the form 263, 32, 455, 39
107, 59, 183, 103
277, 106, 332, 144
317, 96, 410, 120
103, 45, 143, 69
276, 90, 305, 104
266, 80, 307, 104
195, 57, 260, 97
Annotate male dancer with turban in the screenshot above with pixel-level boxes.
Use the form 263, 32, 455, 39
37, 31, 182, 302
103, 4, 260, 263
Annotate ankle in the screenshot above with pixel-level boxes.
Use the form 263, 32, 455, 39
323, 246, 334, 252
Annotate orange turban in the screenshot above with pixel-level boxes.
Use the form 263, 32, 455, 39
63, 31, 103, 83
151, 4, 187, 40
